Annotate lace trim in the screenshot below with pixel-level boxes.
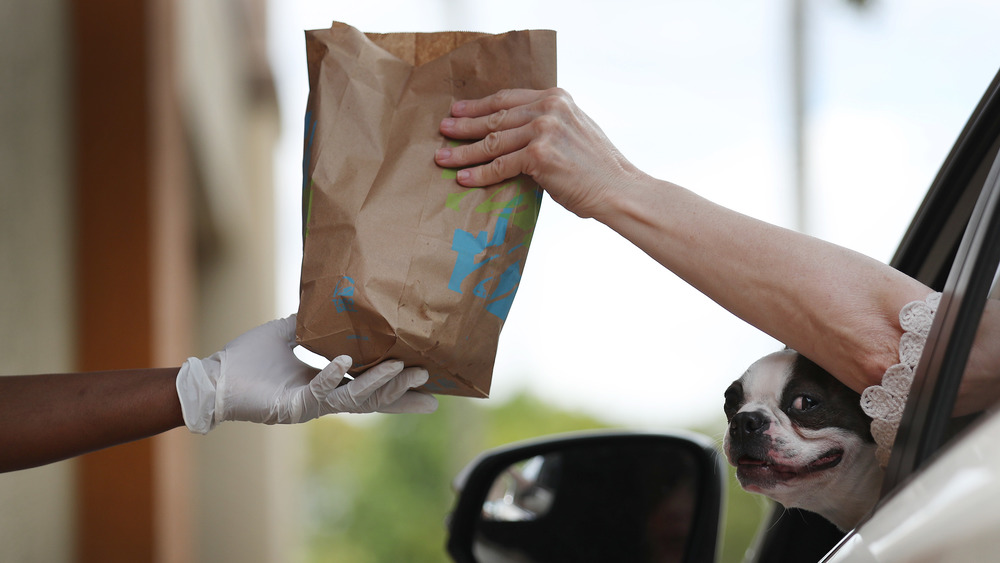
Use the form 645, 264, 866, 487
860, 292, 941, 468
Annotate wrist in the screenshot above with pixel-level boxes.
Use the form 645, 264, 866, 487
593, 174, 678, 232
176, 355, 221, 434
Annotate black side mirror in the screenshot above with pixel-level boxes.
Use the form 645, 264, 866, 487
446, 431, 725, 563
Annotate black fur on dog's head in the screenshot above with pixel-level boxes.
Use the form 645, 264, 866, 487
723, 350, 881, 531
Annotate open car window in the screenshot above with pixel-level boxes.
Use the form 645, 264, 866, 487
891, 68, 1000, 290
750, 69, 1000, 563
955, 268, 1000, 413
883, 112, 1000, 495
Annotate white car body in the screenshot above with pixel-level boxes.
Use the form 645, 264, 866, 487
826, 407, 1000, 562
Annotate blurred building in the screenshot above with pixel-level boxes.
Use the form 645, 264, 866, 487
0, 0, 304, 561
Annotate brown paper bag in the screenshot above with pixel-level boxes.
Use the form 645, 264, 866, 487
295, 22, 557, 397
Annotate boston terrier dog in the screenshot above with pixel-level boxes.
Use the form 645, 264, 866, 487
723, 349, 882, 531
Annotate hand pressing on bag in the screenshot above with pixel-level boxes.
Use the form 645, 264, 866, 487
176, 315, 438, 434
435, 88, 649, 222
435, 86, 936, 404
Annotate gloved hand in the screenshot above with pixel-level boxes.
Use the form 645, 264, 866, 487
176, 315, 438, 434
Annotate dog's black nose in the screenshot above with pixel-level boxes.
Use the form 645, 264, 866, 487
730, 411, 768, 438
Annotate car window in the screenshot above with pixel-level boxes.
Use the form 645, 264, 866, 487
891, 70, 1000, 291
954, 268, 1000, 418
882, 143, 1000, 494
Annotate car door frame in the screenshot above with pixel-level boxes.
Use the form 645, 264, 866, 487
882, 65, 1000, 494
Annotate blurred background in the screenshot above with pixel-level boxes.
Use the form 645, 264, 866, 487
2, 0, 999, 561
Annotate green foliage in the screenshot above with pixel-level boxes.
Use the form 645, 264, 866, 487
303, 393, 766, 562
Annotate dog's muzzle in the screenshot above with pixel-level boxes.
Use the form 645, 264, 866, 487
730, 411, 769, 440
728, 410, 773, 460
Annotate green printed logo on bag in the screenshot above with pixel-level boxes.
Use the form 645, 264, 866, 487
446, 179, 541, 321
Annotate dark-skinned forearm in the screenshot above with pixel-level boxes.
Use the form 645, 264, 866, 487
0, 368, 185, 472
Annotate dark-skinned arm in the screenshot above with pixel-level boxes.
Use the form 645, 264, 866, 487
0, 315, 439, 473
0, 368, 183, 473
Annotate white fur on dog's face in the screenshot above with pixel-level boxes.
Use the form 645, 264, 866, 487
723, 350, 882, 531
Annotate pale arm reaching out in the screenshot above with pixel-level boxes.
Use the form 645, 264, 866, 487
433, 88, 946, 396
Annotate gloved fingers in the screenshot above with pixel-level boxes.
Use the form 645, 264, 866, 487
308, 355, 353, 398
363, 366, 430, 409
377, 390, 439, 414
339, 359, 405, 402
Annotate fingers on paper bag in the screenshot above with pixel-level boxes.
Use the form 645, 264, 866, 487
342, 359, 405, 404
310, 355, 353, 396
451, 88, 561, 118
374, 366, 429, 403
375, 368, 438, 414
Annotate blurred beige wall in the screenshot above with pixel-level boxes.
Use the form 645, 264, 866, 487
179, 1, 305, 561
0, 0, 303, 561
0, 1, 76, 561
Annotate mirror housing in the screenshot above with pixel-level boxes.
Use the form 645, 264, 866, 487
446, 430, 725, 563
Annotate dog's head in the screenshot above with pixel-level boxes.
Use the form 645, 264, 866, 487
723, 350, 882, 530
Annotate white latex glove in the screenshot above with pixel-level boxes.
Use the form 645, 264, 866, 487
176, 315, 438, 434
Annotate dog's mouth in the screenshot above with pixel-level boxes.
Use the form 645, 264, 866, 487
736, 449, 844, 485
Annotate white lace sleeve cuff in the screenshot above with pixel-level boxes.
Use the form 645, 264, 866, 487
860, 292, 942, 468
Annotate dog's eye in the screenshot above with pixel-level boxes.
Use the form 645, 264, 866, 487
791, 395, 819, 412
